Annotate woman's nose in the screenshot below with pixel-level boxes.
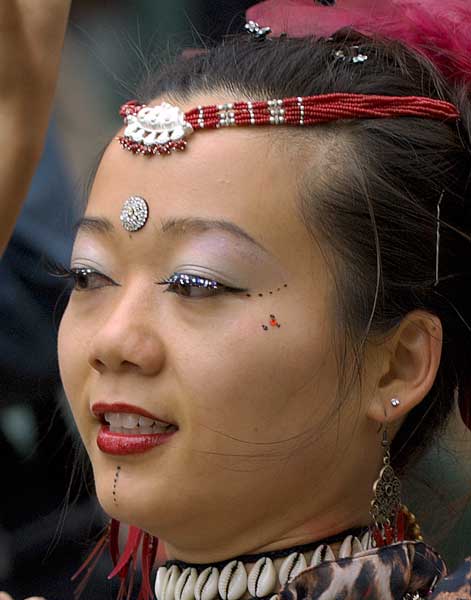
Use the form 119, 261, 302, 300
87, 287, 165, 376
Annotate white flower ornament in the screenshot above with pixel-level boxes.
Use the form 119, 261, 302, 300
120, 101, 194, 156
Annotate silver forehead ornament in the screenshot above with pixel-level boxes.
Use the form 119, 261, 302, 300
120, 102, 194, 156
120, 196, 149, 232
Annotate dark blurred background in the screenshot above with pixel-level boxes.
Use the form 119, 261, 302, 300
0, 1, 470, 599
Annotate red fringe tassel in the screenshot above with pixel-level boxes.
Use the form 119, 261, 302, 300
71, 518, 158, 600
371, 508, 406, 548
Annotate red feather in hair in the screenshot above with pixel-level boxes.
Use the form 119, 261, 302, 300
247, 0, 471, 87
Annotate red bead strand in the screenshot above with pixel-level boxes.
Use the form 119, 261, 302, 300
183, 94, 459, 130
119, 93, 459, 156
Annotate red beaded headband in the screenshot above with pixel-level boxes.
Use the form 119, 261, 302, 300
118, 94, 460, 156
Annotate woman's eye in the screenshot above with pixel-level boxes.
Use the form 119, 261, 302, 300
156, 273, 244, 298
63, 267, 113, 292
47, 262, 115, 292
70, 268, 113, 291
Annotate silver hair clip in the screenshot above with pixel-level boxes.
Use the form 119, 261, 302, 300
434, 189, 445, 287
245, 20, 272, 40
334, 45, 369, 64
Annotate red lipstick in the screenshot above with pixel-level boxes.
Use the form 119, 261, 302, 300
97, 425, 176, 455
92, 402, 177, 455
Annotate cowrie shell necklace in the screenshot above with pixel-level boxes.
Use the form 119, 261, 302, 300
155, 530, 372, 600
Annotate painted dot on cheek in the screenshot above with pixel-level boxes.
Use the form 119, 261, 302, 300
262, 314, 282, 330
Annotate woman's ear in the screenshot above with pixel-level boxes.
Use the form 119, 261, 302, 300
366, 311, 443, 425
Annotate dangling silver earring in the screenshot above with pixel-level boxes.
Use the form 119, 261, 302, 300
369, 425, 402, 546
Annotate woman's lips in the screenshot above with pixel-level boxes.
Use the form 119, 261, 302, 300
97, 424, 176, 455
92, 402, 174, 424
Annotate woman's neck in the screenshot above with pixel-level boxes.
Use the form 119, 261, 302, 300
156, 527, 371, 600
163, 526, 369, 569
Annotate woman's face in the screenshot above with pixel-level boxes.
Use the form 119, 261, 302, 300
58, 97, 380, 561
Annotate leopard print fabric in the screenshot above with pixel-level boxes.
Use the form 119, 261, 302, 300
278, 541, 449, 600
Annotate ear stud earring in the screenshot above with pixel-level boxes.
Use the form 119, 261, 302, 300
391, 398, 400, 407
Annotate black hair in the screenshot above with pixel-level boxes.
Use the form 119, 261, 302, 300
135, 30, 471, 474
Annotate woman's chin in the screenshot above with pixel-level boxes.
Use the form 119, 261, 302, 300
95, 474, 137, 518
92, 467, 168, 534
95, 486, 152, 530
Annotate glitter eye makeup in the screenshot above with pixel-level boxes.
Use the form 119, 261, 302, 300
165, 273, 219, 289
54, 255, 288, 302
156, 272, 247, 298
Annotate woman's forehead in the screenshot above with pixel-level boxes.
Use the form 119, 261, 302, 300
86, 122, 322, 269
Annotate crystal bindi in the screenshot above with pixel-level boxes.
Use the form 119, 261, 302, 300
120, 196, 149, 232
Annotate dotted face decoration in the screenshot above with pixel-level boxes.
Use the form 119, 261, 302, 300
262, 314, 281, 330
120, 196, 149, 232
243, 284, 288, 331
112, 465, 121, 504
246, 283, 288, 298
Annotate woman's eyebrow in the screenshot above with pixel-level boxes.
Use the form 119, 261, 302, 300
74, 215, 271, 256
160, 216, 271, 255
74, 216, 113, 235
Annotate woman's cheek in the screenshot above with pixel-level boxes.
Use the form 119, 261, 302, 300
58, 307, 91, 426
175, 312, 294, 439
58, 308, 74, 395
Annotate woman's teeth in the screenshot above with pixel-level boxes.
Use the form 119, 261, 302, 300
104, 412, 173, 434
